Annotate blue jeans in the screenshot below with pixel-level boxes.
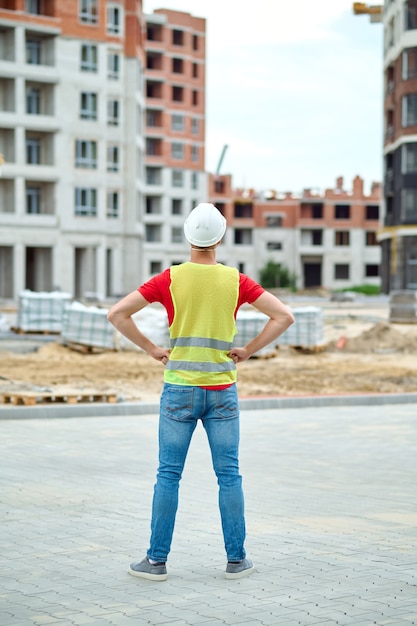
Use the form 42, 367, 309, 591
147, 383, 246, 563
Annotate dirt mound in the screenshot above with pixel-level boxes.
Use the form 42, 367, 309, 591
337, 322, 417, 354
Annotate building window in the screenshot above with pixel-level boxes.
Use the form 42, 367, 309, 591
366, 231, 378, 246
172, 57, 184, 73
402, 143, 417, 173
365, 264, 379, 277
191, 172, 198, 190
214, 180, 224, 194
107, 4, 121, 34
75, 188, 97, 216
107, 99, 120, 126
234, 202, 253, 218
191, 145, 198, 162
266, 242, 283, 250
147, 81, 163, 98
107, 191, 119, 218
192, 90, 198, 106
26, 38, 41, 64
172, 169, 184, 187
150, 261, 162, 274
335, 231, 350, 246
402, 93, 417, 126
80, 92, 97, 120
26, 0, 41, 14
107, 52, 120, 79
171, 142, 184, 160
172, 29, 184, 46
405, 1, 417, 30
147, 110, 162, 127
146, 224, 162, 242
171, 227, 183, 243
402, 189, 417, 221
403, 47, 417, 79
301, 229, 323, 245
107, 145, 119, 172
365, 204, 380, 220
192, 63, 198, 78
146, 167, 162, 185
79, 0, 98, 24
146, 197, 161, 214
146, 138, 162, 156
334, 264, 350, 280
334, 204, 351, 219
193, 34, 199, 50
191, 117, 199, 134
171, 198, 182, 215
80, 44, 97, 72
26, 138, 41, 164
26, 87, 40, 114
75, 140, 97, 168
172, 86, 184, 102
26, 186, 40, 213
171, 113, 184, 131
265, 215, 283, 227
234, 229, 252, 245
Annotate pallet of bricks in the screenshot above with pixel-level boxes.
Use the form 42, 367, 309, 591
235, 306, 325, 355
61, 302, 169, 352
61, 301, 116, 351
15, 290, 72, 333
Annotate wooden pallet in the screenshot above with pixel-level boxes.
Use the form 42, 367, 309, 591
0, 390, 118, 406
291, 344, 327, 354
11, 327, 60, 335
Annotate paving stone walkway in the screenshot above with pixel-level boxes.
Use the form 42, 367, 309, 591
1, 403, 417, 626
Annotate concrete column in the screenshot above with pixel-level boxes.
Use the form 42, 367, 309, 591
96, 243, 106, 300
14, 242, 25, 298
15, 177, 25, 216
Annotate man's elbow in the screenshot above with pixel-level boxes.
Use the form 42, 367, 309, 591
107, 307, 117, 326
284, 309, 295, 328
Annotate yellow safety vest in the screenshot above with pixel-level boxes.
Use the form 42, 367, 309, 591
165, 262, 239, 386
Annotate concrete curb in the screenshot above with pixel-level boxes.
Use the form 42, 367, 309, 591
1, 392, 417, 420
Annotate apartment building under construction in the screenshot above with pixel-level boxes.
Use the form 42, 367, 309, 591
0, 1, 381, 300
382, 0, 417, 291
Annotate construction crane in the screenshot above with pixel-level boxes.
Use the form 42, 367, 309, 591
215, 144, 228, 176
352, 2, 383, 23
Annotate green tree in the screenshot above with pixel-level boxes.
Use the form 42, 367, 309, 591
259, 261, 297, 291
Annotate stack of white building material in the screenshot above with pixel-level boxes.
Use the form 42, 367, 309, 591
389, 291, 417, 323
235, 306, 324, 353
119, 306, 170, 351
17, 290, 72, 333
277, 306, 325, 348
61, 301, 116, 349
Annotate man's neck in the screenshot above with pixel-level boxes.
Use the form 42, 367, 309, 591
189, 248, 217, 265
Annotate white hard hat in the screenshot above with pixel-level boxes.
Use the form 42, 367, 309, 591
184, 203, 226, 247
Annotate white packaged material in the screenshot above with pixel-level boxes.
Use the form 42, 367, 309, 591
277, 306, 325, 347
62, 301, 116, 349
17, 290, 72, 333
119, 307, 169, 351
235, 306, 324, 352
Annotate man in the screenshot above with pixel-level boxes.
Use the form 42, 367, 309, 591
107, 203, 294, 581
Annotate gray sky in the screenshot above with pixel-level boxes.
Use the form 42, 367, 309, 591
144, 0, 383, 194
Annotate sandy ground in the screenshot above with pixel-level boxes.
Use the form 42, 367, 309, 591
1, 305, 417, 402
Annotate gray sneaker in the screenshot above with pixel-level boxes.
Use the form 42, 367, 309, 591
128, 557, 167, 581
225, 558, 255, 579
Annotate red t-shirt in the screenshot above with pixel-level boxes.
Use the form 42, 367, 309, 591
138, 266, 264, 326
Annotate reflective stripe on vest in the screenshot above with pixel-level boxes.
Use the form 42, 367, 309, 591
170, 337, 233, 351
165, 360, 235, 372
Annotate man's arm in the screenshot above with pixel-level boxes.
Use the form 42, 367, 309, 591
107, 290, 171, 363
228, 291, 294, 363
